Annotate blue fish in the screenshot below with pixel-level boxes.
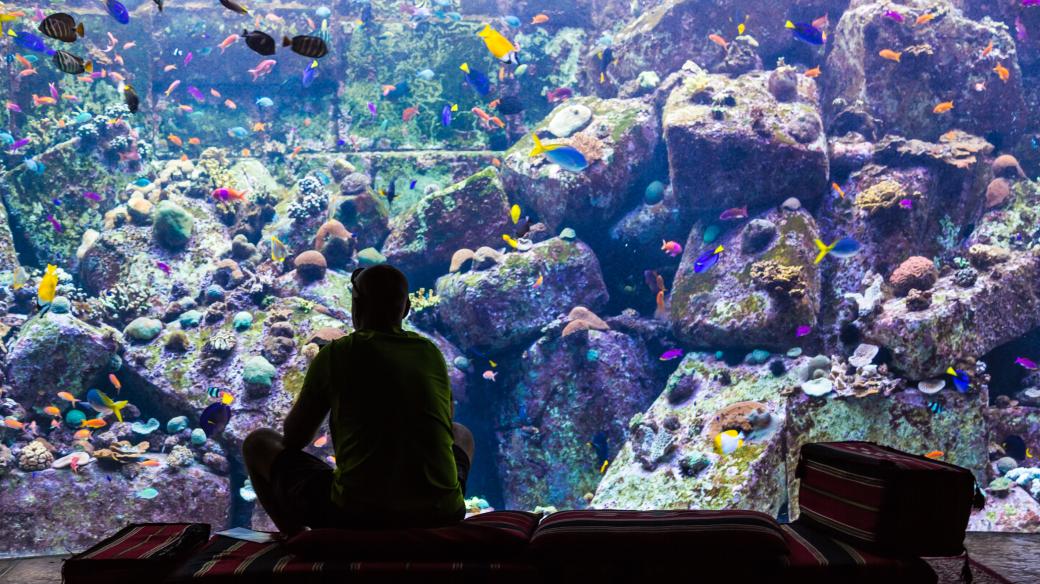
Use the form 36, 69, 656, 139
441, 104, 452, 127
227, 126, 248, 138
8, 30, 51, 54
105, 0, 130, 24
813, 237, 861, 263
73, 111, 92, 124
529, 134, 588, 172
504, 15, 521, 27
256, 97, 274, 108
416, 68, 435, 80
694, 245, 725, 273
947, 367, 970, 393
928, 401, 943, 414
301, 60, 318, 87
133, 177, 151, 187
460, 62, 491, 96
315, 171, 331, 185
786, 20, 825, 45
85, 388, 129, 422
409, 179, 417, 189
199, 401, 231, 437
0, 132, 14, 146
25, 157, 45, 174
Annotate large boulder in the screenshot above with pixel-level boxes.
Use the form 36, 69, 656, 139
785, 387, 989, 519
669, 208, 822, 350
863, 251, 1040, 379
497, 327, 662, 510
823, 0, 1025, 141
435, 237, 609, 352
500, 97, 659, 232
968, 485, 1040, 532
0, 459, 229, 556
383, 168, 513, 283
5, 312, 120, 410
662, 64, 828, 212
591, 356, 791, 515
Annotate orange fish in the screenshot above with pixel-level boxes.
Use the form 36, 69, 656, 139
180, 154, 189, 162
380, 84, 396, 96
290, 146, 302, 159
139, 459, 161, 467
58, 391, 78, 404
402, 106, 419, 121
491, 157, 501, 167
490, 116, 505, 128
210, 88, 222, 98
123, 41, 136, 50
252, 122, 266, 132
488, 98, 501, 109
314, 434, 328, 448
924, 450, 944, 460
994, 63, 1009, 82
3, 418, 24, 430
114, 54, 124, 66
981, 40, 993, 58
77, 75, 92, 83
933, 100, 954, 114
831, 182, 845, 199
533, 273, 543, 288
163, 64, 177, 72
531, 14, 549, 24
306, 17, 316, 30
81, 418, 107, 429
224, 99, 237, 110
914, 13, 935, 26
32, 94, 55, 106
108, 71, 125, 83
812, 14, 829, 29
940, 130, 959, 141
50, 419, 61, 429
14, 54, 32, 69
241, 148, 251, 156
109, 373, 121, 391
471, 107, 492, 128
303, 117, 312, 127
167, 134, 183, 147
19, 68, 37, 77
73, 429, 91, 440
804, 66, 821, 78
178, 104, 193, 113
188, 137, 201, 145
708, 34, 728, 48
878, 49, 901, 62
654, 290, 666, 319
43, 406, 61, 417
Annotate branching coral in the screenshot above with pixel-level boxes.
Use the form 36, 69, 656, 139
854, 180, 907, 215
749, 260, 805, 298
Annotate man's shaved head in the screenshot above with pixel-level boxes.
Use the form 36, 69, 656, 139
351, 264, 410, 329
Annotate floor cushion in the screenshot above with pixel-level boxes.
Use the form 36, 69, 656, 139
166, 535, 536, 584
780, 520, 938, 584
63, 523, 210, 584
285, 511, 541, 561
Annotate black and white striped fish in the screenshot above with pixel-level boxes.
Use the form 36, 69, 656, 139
282, 34, 328, 58
38, 13, 84, 43
52, 50, 92, 74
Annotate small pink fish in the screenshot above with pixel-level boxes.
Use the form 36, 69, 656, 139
48, 83, 58, 101
899, 198, 912, 209
1016, 16, 1028, 42
184, 51, 193, 66
883, 10, 904, 22
796, 325, 812, 337
661, 240, 683, 257
9, 138, 30, 151
156, 261, 171, 274
482, 370, 497, 382
1015, 357, 1038, 370
248, 59, 277, 82
83, 191, 101, 201
34, 7, 44, 21
719, 205, 748, 221
6, 102, 22, 113
123, 41, 136, 50
659, 348, 684, 361
47, 214, 63, 232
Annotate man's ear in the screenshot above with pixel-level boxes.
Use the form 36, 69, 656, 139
402, 296, 411, 319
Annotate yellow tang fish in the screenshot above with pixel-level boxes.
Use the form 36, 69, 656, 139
510, 204, 521, 224
502, 234, 519, 249
38, 264, 58, 304
11, 265, 27, 290
270, 235, 288, 263
737, 22, 745, 35
477, 24, 518, 65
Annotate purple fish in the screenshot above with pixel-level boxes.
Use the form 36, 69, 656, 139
659, 348, 684, 361
184, 51, 193, 66
899, 198, 912, 209
1016, 357, 1038, 370
46, 214, 63, 232
1023, 0, 1040, 6
199, 401, 231, 437
441, 104, 452, 127
90, 71, 104, 79
83, 191, 101, 201
156, 261, 171, 274
409, 179, 417, 189
719, 205, 748, 220
368, 101, 377, 116
9, 138, 30, 151
186, 86, 205, 102
883, 10, 904, 22
302, 64, 318, 87
48, 83, 59, 101
6, 102, 22, 113
796, 325, 812, 337
1017, 16, 1029, 42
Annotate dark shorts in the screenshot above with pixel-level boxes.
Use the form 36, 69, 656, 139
269, 445, 470, 529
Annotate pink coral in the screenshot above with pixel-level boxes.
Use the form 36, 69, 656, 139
889, 256, 938, 297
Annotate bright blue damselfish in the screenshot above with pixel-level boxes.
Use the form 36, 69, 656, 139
105, 0, 130, 24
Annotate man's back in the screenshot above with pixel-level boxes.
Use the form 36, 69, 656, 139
304, 328, 465, 525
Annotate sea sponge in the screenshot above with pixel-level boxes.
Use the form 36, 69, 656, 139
992, 154, 1025, 179
985, 178, 1011, 209
152, 200, 194, 249
449, 249, 476, 273
889, 256, 938, 296
561, 306, 610, 337
294, 250, 328, 281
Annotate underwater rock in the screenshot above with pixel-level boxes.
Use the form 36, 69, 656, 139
0, 461, 228, 556
968, 244, 1011, 269
383, 168, 512, 282
357, 247, 386, 267
314, 220, 354, 269
166, 416, 189, 434
435, 237, 608, 351
801, 378, 834, 397
984, 178, 1012, 209
501, 97, 659, 231
968, 484, 1040, 532
785, 388, 988, 519
330, 159, 355, 183
767, 66, 799, 102
889, 256, 939, 297
293, 250, 328, 282
547, 104, 593, 138
50, 297, 71, 314
865, 251, 1040, 378
741, 219, 777, 253
992, 154, 1026, 180
261, 336, 296, 366
823, 1, 1025, 141
152, 201, 195, 250
663, 64, 828, 212
6, 313, 120, 410
124, 317, 163, 343
593, 357, 789, 515
497, 328, 661, 510
340, 172, 371, 196
242, 356, 277, 390
335, 192, 390, 251
670, 208, 821, 350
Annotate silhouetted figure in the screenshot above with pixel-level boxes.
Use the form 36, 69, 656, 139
243, 264, 473, 534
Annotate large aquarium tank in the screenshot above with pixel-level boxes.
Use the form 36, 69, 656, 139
1, 0, 1039, 557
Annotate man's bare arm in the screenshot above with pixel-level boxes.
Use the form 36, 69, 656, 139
283, 344, 333, 450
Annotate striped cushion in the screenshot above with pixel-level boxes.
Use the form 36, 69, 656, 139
529, 510, 789, 559
797, 441, 978, 557
285, 511, 540, 561
168, 536, 537, 583
63, 523, 210, 584
781, 521, 937, 584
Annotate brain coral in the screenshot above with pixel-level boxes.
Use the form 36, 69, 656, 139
889, 256, 938, 297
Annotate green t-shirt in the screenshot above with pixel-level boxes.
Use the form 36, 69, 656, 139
300, 328, 464, 525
